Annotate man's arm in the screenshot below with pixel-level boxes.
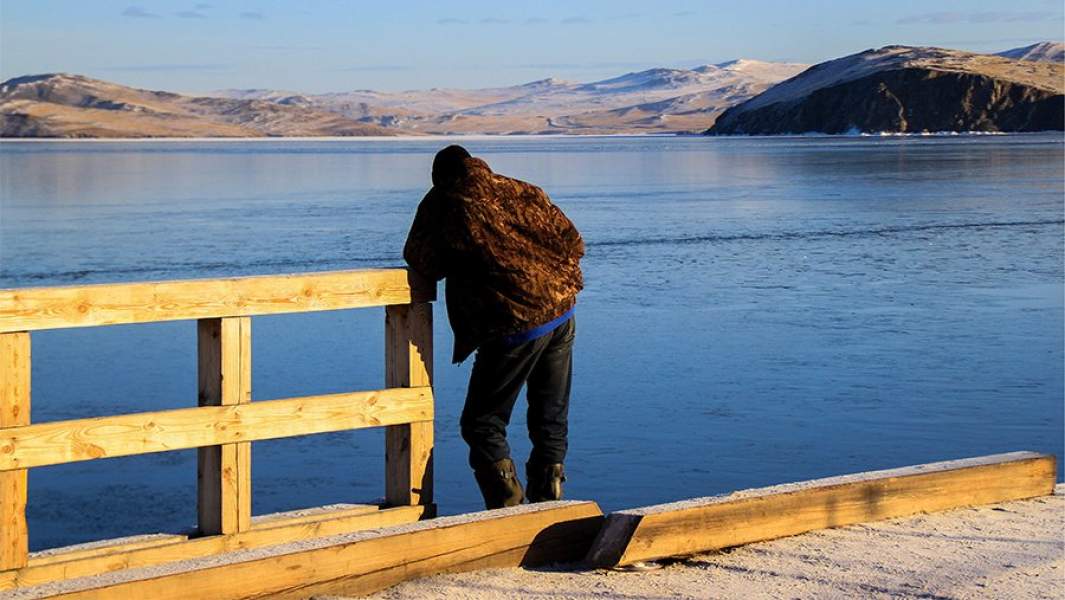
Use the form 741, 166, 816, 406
552, 201, 584, 260
526, 183, 584, 260
403, 191, 449, 282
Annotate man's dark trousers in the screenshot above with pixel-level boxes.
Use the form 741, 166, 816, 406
460, 317, 575, 470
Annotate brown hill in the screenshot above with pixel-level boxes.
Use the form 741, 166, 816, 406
0, 74, 398, 138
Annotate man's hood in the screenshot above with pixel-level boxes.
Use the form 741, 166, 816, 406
432, 156, 493, 190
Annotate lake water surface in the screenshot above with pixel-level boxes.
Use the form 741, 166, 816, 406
1, 135, 1062, 550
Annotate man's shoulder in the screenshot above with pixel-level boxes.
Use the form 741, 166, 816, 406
491, 173, 549, 201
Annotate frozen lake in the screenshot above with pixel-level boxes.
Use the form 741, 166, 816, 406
1, 134, 1062, 550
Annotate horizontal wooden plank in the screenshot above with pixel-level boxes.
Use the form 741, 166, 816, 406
249, 503, 380, 528
18, 501, 602, 599
586, 451, 1058, 567
1, 504, 431, 591
28, 535, 189, 567
0, 387, 433, 471
0, 268, 435, 333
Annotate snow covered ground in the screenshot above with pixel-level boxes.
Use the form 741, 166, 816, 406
362, 484, 1064, 600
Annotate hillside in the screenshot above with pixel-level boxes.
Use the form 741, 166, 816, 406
0, 60, 807, 137
707, 46, 1064, 135
209, 59, 809, 135
995, 41, 1064, 63
0, 74, 398, 138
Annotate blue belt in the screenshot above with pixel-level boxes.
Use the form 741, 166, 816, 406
499, 307, 574, 348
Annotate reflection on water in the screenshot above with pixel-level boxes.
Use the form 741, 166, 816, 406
1, 135, 1062, 550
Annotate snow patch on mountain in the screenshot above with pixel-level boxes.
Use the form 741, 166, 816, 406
996, 41, 1064, 63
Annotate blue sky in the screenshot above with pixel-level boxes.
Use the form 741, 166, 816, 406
1, 0, 1062, 93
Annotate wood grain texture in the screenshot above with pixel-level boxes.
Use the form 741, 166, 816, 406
0, 504, 431, 591
27, 535, 189, 567
586, 451, 1058, 567
0, 332, 30, 570
384, 303, 434, 506
0, 387, 433, 471
197, 317, 252, 536
26, 501, 602, 600
0, 268, 435, 333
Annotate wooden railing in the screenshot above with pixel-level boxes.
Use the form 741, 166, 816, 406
0, 268, 435, 589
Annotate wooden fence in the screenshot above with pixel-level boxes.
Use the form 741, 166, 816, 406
0, 268, 436, 589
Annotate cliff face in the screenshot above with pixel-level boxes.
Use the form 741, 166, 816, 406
708, 46, 1064, 135
710, 68, 1063, 134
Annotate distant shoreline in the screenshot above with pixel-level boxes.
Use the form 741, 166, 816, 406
0, 133, 678, 143
1, 131, 1061, 143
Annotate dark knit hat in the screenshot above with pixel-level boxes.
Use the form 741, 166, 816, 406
432, 144, 472, 187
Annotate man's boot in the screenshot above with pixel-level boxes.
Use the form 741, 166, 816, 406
473, 458, 524, 509
526, 461, 565, 502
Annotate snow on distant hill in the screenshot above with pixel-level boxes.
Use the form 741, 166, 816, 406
995, 41, 1064, 63
2, 58, 811, 137
207, 59, 809, 134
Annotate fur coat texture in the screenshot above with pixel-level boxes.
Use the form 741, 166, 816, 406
404, 155, 584, 363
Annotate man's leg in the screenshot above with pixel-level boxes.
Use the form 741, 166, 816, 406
461, 342, 541, 468
461, 338, 545, 507
525, 318, 575, 501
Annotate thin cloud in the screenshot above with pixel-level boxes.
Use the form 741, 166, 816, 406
251, 44, 324, 51
560, 16, 591, 25
515, 63, 586, 69
338, 65, 414, 72
525, 17, 550, 24
121, 6, 160, 18
480, 17, 510, 24
100, 63, 229, 72
194, 2, 212, 8
514, 60, 653, 70
672, 11, 695, 17
897, 11, 1057, 25
175, 10, 207, 19
240, 10, 265, 21
437, 18, 467, 24
938, 36, 1059, 46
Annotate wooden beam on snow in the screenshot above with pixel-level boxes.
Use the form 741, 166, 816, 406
1, 504, 429, 591
16, 501, 603, 599
586, 451, 1057, 567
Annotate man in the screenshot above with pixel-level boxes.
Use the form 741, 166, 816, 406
403, 145, 584, 509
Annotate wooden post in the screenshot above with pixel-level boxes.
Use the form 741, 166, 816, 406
197, 317, 251, 535
0, 332, 30, 570
384, 303, 433, 506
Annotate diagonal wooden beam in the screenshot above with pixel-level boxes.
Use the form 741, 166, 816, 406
16, 501, 603, 599
586, 451, 1058, 567
0, 504, 430, 590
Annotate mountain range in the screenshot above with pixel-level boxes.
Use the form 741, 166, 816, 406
1, 42, 1061, 138
208, 59, 808, 135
